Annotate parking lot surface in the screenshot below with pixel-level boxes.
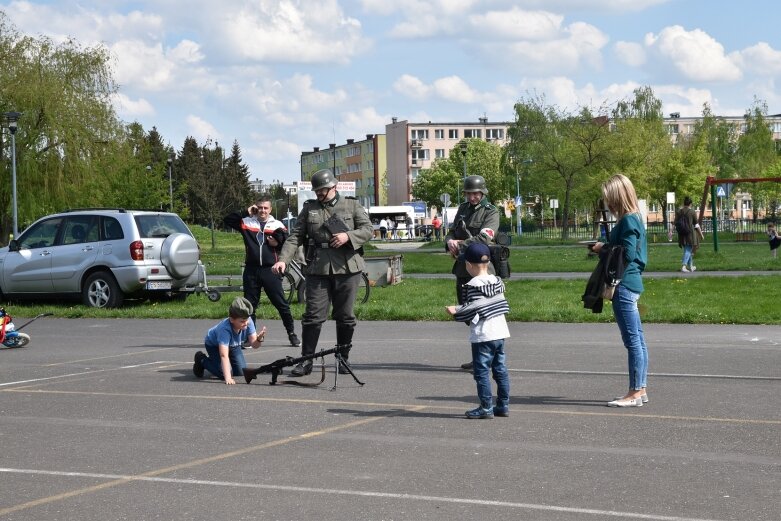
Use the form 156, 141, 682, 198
0, 318, 778, 520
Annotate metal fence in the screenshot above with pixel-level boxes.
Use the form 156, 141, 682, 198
505, 219, 775, 242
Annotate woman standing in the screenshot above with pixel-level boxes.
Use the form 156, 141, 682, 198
593, 174, 649, 407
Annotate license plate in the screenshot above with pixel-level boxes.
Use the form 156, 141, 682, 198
146, 281, 172, 290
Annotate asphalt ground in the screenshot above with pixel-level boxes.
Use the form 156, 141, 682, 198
0, 318, 779, 520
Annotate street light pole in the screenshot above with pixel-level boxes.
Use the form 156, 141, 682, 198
459, 141, 468, 203
3, 111, 21, 238
166, 153, 174, 212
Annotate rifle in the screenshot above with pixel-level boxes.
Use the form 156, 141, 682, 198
243, 344, 364, 390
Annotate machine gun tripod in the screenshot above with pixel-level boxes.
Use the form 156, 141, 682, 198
243, 344, 364, 390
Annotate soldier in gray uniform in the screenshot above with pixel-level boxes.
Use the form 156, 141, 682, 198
445, 174, 500, 370
273, 169, 374, 376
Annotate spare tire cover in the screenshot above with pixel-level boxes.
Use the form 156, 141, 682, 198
161, 233, 199, 279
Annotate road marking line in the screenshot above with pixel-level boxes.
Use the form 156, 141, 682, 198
0, 467, 724, 521
0, 408, 419, 516
5, 388, 781, 425
512, 369, 781, 381
0, 363, 165, 388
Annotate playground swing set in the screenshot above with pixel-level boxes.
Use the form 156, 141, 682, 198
697, 175, 781, 252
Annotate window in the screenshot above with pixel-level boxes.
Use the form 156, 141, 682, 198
448, 129, 459, 139
434, 129, 444, 139
19, 218, 63, 249
411, 129, 429, 140
486, 128, 504, 140
411, 149, 429, 160
464, 129, 482, 138
347, 145, 360, 157
435, 149, 445, 158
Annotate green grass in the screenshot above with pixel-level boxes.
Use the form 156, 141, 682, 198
6, 274, 780, 324
6, 225, 774, 323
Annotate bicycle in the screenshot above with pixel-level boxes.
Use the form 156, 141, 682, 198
281, 259, 370, 305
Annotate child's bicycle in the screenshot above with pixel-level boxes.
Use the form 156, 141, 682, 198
0, 308, 52, 349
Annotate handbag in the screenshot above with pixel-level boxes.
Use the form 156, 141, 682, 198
602, 283, 617, 301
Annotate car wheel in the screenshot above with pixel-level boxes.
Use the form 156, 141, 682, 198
161, 233, 199, 279
82, 271, 124, 308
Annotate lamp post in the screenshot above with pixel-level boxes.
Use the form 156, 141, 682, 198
166, 153, 174, 212
3, 111, 21, 238
515, 158, 533, 237
459, 141, 468, 202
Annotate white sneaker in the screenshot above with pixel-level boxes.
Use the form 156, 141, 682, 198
690, 266, 696, 272
607, 397, 643, 407
681, 266, 690, 272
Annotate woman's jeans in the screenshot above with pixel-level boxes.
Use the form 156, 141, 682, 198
471, 339, 510, 410
612, 285, 648, 391
681, 245, 693, 267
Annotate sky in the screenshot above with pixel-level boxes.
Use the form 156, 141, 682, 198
3, 0, 781, 185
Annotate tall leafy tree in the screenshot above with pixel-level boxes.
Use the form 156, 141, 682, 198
0, 12, 123, 235
411, 138, 504, 212
508, 97, 613, 239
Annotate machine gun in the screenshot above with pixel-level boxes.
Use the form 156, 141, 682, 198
243, 344, 364, 390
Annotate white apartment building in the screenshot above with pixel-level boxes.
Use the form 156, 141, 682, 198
385, 117, 511, 205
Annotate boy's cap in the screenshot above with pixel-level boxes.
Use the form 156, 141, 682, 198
229, 296, 253, 318
459, 242, 491, 264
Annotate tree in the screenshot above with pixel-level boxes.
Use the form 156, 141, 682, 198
508, 97, 613, 239
411, 139, 504, 212
0, 12, 124, 236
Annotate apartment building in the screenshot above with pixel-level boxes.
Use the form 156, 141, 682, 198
663, 112, 781, 145
385, 117, 511, 205
300, 134, 387, 208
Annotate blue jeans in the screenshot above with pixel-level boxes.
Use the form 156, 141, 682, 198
471, 339, 510, 410
202, 344, 246, 379
681, 245, 693, 267
612, 285, 648, 390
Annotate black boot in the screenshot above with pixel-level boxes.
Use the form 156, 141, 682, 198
290, 360, 313, 377
336, 325, 354, 374
336, 343, 353, 375
289, 325, 320, 377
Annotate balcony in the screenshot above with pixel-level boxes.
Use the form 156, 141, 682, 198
410, 139, 422, 148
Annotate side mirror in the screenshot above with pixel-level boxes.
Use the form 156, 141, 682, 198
8, 239, 19, 252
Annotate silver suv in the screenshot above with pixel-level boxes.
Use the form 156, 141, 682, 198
0, 209, 201, 308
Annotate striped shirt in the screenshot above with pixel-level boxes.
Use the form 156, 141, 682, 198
453, 275, 510, 343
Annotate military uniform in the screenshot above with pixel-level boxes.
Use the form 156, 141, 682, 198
445, 197, 500, 303
279, 192, 374, 360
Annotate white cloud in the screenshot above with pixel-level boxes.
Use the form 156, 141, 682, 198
168, 40, 204, 64
112, 93, 156, 118
433, 76, 480, 103
614, 41, 646, 67
393, 75, 431, 101
644, 25, 741, 82
220, 0, 369, 64
731, 42, 781, 76
186, 115, 221, 142
469, 8, 563, 41
342, 107, 389, 137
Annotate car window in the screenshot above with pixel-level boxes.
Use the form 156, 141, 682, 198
134, 215, 190, 238
62, 216, 99, 245
18, 218, 63, 249
102, 217, 124, 240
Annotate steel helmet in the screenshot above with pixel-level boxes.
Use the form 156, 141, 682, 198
463, 175, 488, 195
310, 169, 337, 191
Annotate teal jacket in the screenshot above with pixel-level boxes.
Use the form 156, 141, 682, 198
608, 213, 647, 294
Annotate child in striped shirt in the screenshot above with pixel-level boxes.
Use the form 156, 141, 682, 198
446, 242, 511, 419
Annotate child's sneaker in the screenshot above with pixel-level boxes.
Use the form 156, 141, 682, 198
465, 406, 494, 419
193, 351, 206, 378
